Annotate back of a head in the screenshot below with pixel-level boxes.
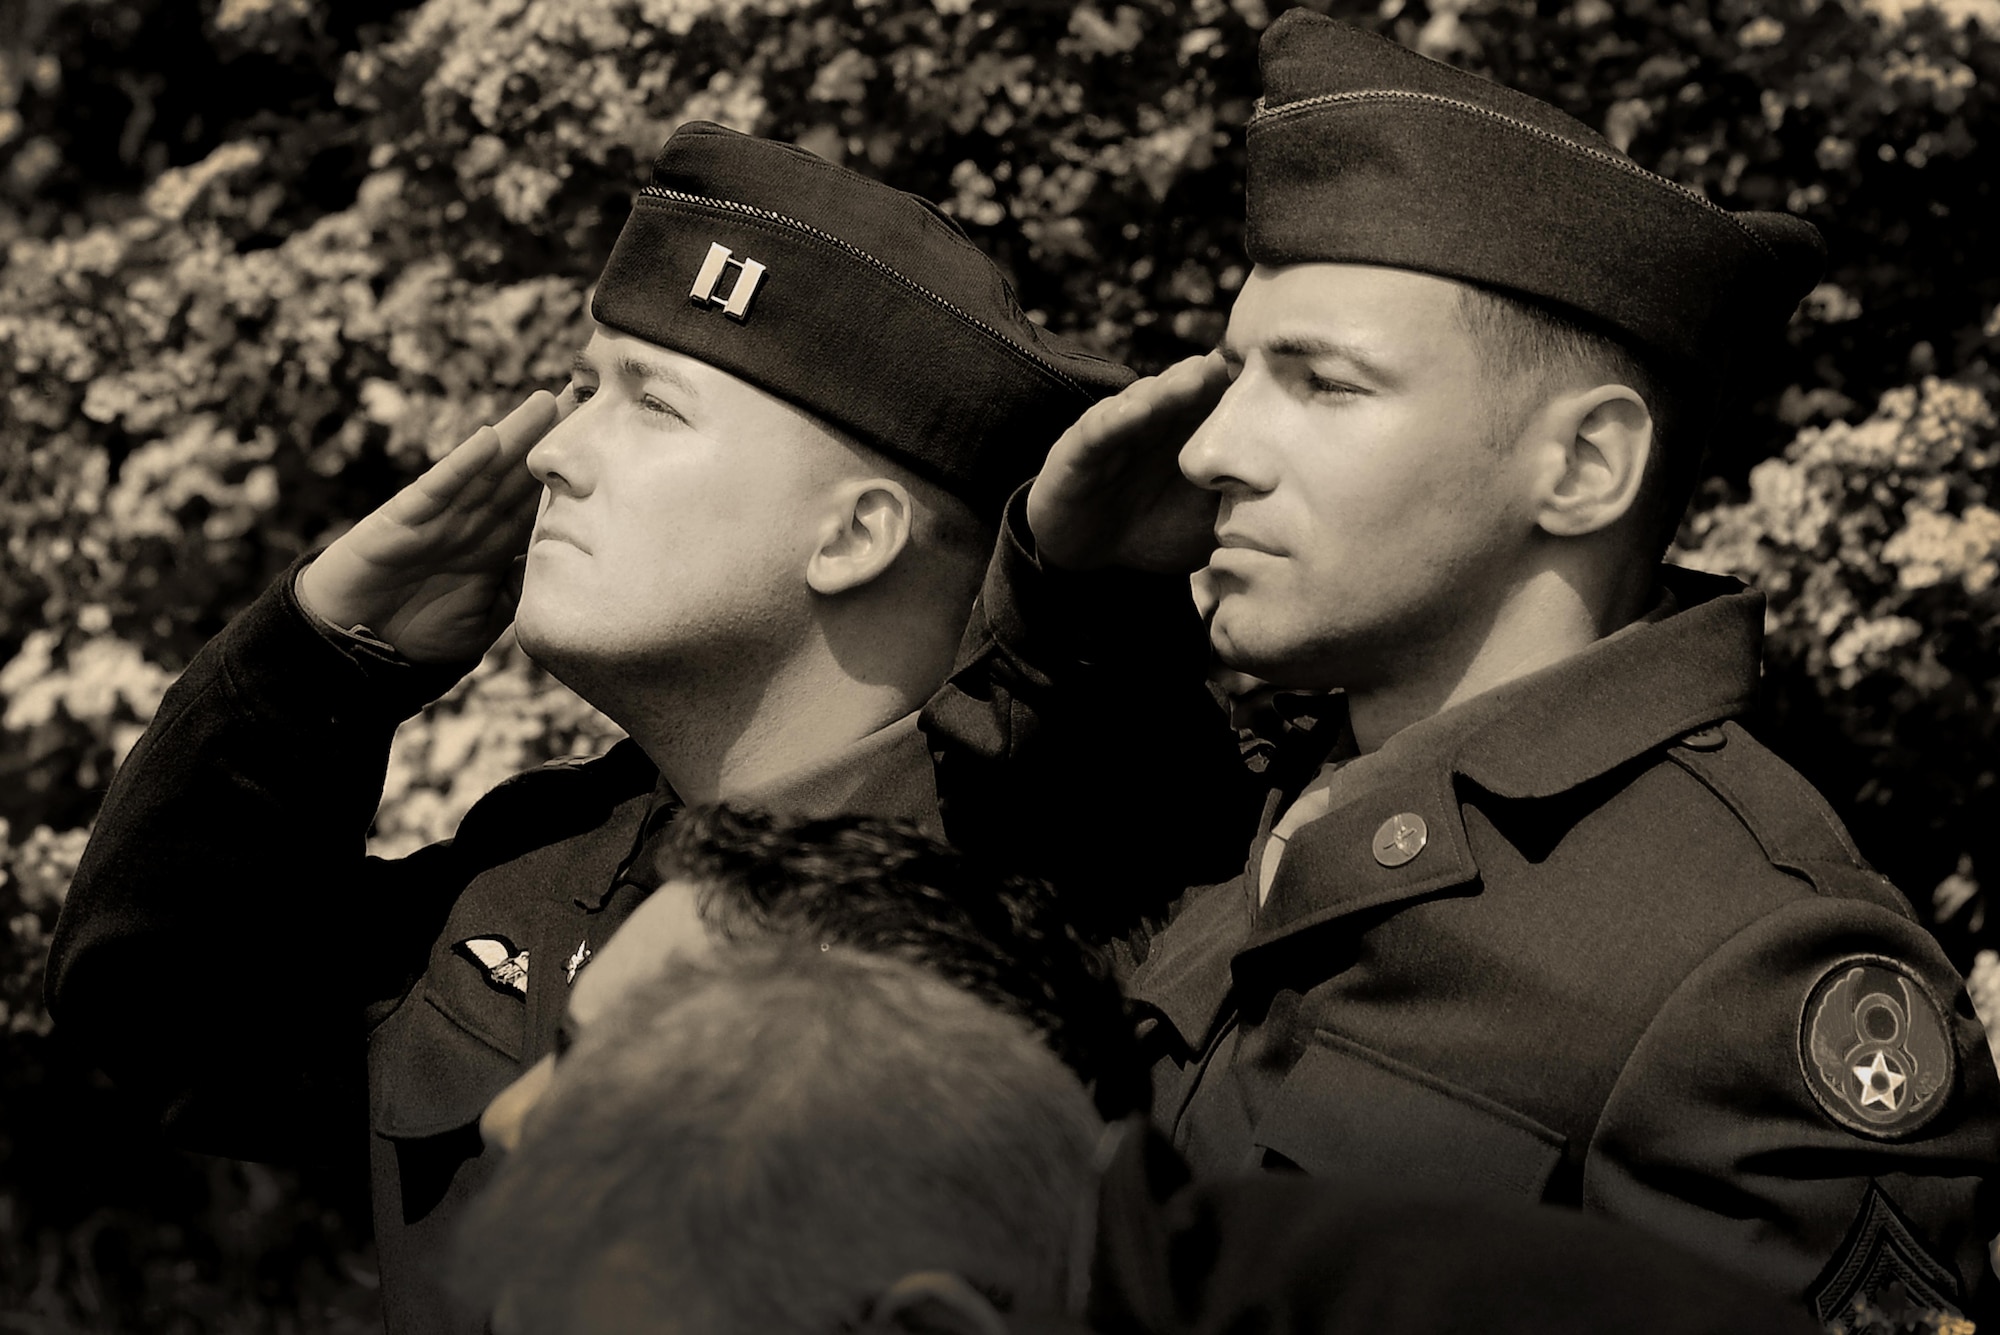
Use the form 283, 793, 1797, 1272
451, 944, 1103, 1335
648, 803, 1153, 1121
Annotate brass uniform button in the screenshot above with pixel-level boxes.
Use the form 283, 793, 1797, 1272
1681, 726, 1727, 751
1373, 812, 1428, 868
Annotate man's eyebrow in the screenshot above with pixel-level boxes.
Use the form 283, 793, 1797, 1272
570, 351, 700, 399
1261, 334, 1394, 382
618, 354, 698, 398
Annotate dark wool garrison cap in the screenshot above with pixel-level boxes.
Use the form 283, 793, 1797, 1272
591, 121, 1133, 513
1245, 12, 1826, 378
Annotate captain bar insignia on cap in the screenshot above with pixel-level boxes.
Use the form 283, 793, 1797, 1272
690, 241, 766, 321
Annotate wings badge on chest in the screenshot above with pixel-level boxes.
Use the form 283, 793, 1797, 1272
455, 935, 530, 997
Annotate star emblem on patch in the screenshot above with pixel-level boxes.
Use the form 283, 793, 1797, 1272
455, 935, 530, 997
1800, 957, 1955, 1139
1851, 1051, 1906, 1110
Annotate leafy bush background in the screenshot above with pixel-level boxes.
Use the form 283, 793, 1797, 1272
2, 0, 1997, 1327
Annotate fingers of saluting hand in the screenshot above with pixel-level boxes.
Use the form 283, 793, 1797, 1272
1147, 350, 1231, 424
395, 391, 561, 526
493, 389, 563, 455
1064, 353, 1231, 467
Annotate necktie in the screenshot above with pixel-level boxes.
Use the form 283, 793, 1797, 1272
1256, 759, 1347, 907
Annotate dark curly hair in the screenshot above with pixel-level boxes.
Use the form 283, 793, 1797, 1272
643, 803, 1150, 1120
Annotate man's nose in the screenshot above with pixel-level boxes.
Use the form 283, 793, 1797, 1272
1178, 376, 1262, 495
526, 387, 590, 495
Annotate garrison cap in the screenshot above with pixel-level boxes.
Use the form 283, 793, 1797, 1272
1245, 12, 1826, 379
591, 122, 1133, 512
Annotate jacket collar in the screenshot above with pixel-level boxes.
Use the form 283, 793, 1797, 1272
1448, 566, 1762, 800
1253, 565, 1760, 944
579, 711, 941, 911
741, 710, 943, 836
1131, 565, 1763, 1052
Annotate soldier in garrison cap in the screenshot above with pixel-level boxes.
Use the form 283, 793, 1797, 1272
47, 121, 1131, 1335
922, 12, 2000, 1327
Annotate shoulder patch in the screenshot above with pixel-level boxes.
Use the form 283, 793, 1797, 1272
1809, 1182, 1963, 1330
1799, 956, 1955, 1139
455, 935, 530, 997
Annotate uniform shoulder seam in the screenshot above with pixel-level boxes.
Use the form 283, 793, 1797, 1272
1661, 722, 1871, 884
1664, 727, 1918, 925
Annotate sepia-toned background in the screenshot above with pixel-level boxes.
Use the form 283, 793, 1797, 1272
2, 0, 1997, 1328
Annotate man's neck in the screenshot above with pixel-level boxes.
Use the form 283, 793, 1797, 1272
1343, 565, 1655, 755
650, 677, 922, 805
561, 650, 926, 804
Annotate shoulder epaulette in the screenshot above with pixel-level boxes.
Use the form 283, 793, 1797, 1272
1664, 722, 1915, 923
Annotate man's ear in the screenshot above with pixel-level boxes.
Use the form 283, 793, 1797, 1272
1527, 384, 1654, 539
856, 1272, 1011, 1335
808, 479, 915, 595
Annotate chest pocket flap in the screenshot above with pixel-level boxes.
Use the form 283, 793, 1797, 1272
1255, 1028, 1567, 1202
368, 965, 527, 1141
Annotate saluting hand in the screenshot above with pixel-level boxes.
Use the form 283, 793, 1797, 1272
1026, 352, 1231, 573
297, 390, 570, 664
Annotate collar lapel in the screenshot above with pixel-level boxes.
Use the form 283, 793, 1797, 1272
1127, 876, 1256, 1057
1234, 565, 1762, 958
1245, 755, 1478, 954
1453, 566, 1761, 799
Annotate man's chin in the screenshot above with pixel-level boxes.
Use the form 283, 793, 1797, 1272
1210, 615, 1339, 694
511, 608, 588, 679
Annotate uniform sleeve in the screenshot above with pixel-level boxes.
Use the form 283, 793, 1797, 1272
44, 558, 478, 1164
918, 485, 1262, 940
1583, 894, 2000, 1329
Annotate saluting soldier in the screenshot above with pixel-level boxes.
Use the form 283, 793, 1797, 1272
47, 122, 1130, 1334
923, 13, 2000, 1326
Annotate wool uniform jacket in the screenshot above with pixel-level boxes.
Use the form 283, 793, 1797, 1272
920, 496, 2000, 1330
1026, 1119, 1825, 1335
46, 562, 943, 1335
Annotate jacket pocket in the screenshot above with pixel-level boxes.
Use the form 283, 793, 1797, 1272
1253, 1028, 1566, 1201
367, 982, 524, 1140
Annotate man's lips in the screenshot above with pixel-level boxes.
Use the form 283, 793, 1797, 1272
1213, 530, 1283, 557
531, 526, 591, 553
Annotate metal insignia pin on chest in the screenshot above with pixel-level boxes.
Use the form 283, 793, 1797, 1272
565, 939, 593, 985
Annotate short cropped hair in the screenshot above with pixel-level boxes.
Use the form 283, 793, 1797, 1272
451, 945, 1102, 1335
1456, 284, 1711, 555
649, 803, 1150, 1120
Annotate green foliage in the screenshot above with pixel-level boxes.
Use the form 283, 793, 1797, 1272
3, 0, 1998, 1327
